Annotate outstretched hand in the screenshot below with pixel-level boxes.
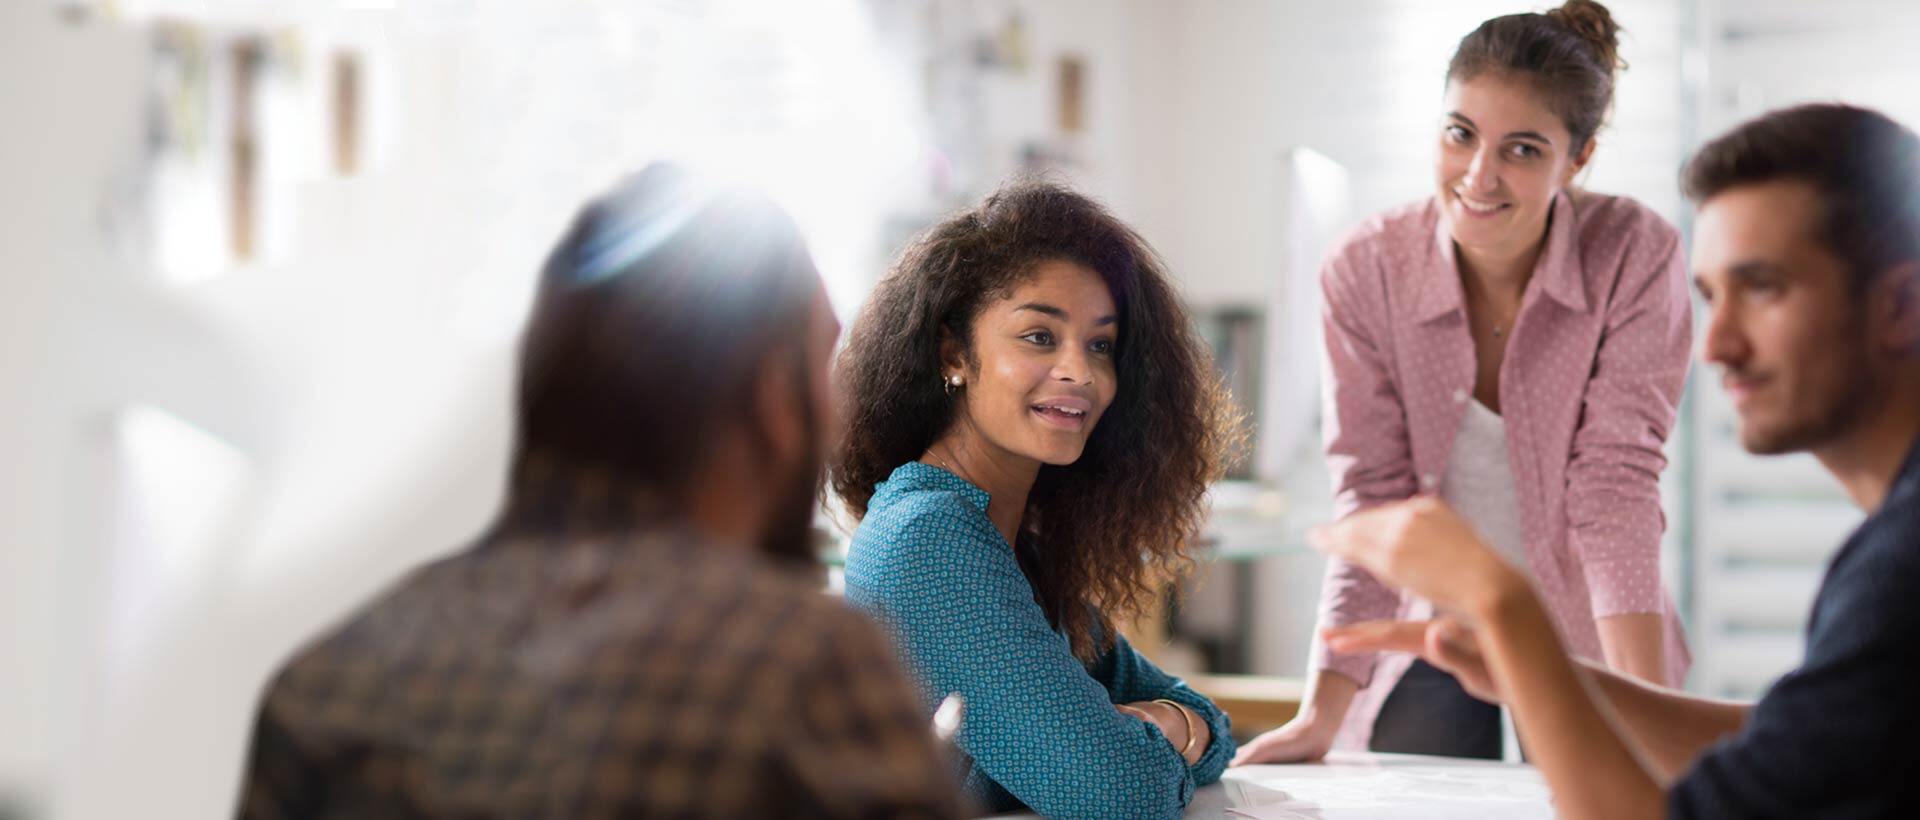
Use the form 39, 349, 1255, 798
1307, 496, 1521, 617
1323, 617, 1503, 704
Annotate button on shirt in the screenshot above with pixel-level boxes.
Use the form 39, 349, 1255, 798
1313, 191, 1694, 750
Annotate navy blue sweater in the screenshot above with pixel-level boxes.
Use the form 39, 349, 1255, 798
1671, 435, 1920, 818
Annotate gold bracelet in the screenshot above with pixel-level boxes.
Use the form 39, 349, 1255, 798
1152, 698, 1198, 757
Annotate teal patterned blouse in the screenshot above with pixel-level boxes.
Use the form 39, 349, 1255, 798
845, 462, 1234, 819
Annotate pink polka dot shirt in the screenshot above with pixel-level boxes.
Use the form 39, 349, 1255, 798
1313, 190, 1694, 751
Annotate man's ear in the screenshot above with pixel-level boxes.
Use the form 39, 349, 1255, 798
1875, 260, 1920, 355
752, 353, 805, 466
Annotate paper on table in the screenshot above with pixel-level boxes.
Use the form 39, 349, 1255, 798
1230, 806, 1543, 820
1225, 765, 1552, 820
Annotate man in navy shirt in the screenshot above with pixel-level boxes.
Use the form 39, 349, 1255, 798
1309, 102, 1920, 818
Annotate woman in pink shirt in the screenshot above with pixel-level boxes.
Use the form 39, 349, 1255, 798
1236, 0, 1692, 763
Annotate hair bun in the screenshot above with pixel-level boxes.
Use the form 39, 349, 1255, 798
1548, 0, 1623, 71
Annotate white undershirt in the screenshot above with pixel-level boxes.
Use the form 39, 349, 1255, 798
1439, 399, 1529, 577
1439, 398, 1531, 762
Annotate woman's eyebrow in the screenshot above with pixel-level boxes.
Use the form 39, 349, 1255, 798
1015, 303, 1118, 326
1013, 302, 1066, 319
1447, 111, 1552, 145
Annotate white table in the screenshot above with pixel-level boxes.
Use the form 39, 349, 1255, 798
984, 752, 1554, 819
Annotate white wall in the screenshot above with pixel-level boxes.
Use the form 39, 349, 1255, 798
1, 7, 154, 813
0, 6, 522, 816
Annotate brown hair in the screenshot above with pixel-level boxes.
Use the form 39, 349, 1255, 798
515, 163, 818, 507
1684, 103, 1920, 297
831, 179, 1242, 659
1448, 0, 1625, 152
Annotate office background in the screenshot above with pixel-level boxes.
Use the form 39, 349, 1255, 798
4, 1, 1918, 817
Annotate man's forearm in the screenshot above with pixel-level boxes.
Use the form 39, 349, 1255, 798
1576, 656, 1751, 782
1478, 577, 1668, 820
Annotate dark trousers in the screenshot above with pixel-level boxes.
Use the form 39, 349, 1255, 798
1368, 659, 1504, 760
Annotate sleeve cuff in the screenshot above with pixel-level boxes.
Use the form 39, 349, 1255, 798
1162, 688, 1233, 785
1312, 641, 1378, 689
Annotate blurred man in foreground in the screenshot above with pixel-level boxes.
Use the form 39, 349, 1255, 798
1312, 103, 1920, 818
236, 165, 962, 819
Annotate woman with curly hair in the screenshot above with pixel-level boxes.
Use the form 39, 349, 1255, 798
832, 179, 1241, 819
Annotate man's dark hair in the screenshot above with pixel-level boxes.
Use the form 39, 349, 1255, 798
1683, 103, 1920, 295
514, 163, 818, 507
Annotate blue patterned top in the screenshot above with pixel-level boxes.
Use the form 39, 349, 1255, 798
845, 462, 1234, 819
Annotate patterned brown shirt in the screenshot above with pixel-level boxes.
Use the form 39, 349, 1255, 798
236, 465, 962, 820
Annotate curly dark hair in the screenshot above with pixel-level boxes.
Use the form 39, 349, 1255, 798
831, 178, 1242, 660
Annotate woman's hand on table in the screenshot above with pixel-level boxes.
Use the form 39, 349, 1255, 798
1231, 669, 1357, 766
1228, 710, 1338, 765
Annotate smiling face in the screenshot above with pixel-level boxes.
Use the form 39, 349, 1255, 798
1436, 72, 1592, 260
1693, 179, 1878, 455
948, 259, 1120, 467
